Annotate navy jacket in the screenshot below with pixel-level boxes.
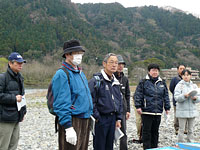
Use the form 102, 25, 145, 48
88, 70, 123, 121
134, 75, 170, 115
169, 75, 182, 106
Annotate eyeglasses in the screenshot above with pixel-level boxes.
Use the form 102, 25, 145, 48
107, 61, 118, 65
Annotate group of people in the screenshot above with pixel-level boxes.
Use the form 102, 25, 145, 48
170, 65, 200, 144
0, 39, 199, 150
51, 40, 131, 150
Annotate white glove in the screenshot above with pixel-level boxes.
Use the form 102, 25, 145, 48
65, 127, 77, 145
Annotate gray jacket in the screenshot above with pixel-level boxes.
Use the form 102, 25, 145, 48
174, 80, 200, 118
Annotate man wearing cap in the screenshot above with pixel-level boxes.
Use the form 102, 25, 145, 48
52, 39, 93, 150
114, 55, 130, 150
0, 52, 26, 150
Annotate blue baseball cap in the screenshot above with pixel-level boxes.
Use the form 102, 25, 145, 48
8, 52, 26, 63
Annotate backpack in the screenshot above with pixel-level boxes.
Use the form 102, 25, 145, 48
0, 72, 9, 92
46, 67, 70, 116
93, 75, 102, 104
94, 75, 101, 90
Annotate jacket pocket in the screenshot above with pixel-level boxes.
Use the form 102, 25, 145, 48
2, 106, 18, 122
144, 99, 147, 108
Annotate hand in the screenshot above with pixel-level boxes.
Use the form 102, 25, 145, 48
116, 120, 121, 128
184, 93, 189, 98
65, 127, 77, 145
16, 95, 22, 102
21, 116, 25, 122
136, 108, 142, 115
165, 110, 169, 115
191, 96, 197, 101
126, 112, 130, 120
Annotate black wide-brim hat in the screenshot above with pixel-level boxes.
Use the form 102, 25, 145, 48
62, 46, 85, 58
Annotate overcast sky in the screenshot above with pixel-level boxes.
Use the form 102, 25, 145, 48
71, 0, 200, 16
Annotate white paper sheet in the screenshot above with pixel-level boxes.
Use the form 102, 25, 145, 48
114, 127, 124, 145
188, 90, 198, 98
90, 115, 96, 135
17, 95, 26, 111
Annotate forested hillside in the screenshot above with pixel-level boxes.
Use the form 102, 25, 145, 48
78, 3, 200, 68
0, 0, 200, 69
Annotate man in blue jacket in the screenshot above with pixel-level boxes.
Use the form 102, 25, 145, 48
169, 64, 185, 135
52, 40, 93, 150
89, 53, 123, 150
134, 64, 170, 150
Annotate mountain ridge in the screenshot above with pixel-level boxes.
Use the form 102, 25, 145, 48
0, 0, 200, 69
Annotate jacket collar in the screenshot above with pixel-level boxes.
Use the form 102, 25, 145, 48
101, 69, 120, 86
180, 79, 193, 85
145, 74, 162, 84
114, 72, 124, 79
7, 66, 23, 79
62, 62, 81, 73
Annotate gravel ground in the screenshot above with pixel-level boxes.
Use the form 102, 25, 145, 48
17, 89, 200, 150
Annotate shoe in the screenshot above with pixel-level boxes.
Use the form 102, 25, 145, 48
184, 131, 188, 134
175, 131, 178, 135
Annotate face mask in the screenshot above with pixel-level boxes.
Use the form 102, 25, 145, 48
72, 54, 83, 66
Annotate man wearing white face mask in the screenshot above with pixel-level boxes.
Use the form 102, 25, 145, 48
52, 39, 93, 150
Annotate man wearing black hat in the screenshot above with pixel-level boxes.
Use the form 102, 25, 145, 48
52, 40, 93, 150
0, 52, 26, 150
114, 55, 130, 150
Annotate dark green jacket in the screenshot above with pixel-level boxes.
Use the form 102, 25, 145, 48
0, 66, 26, 122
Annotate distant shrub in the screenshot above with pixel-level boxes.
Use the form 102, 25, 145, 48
0, 57, 8, 73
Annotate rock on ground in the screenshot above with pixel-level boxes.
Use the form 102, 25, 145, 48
18, 89, 200, 150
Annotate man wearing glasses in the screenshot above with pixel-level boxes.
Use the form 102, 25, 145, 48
89, 53, 123, 150
0, 52, 26, 150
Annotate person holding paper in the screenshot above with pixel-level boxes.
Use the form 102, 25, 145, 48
174, 69, 200, 143
134, 64, 170, 150
89, 53, 123, 150
0, 52, 26, 150
169, 64, 186, 135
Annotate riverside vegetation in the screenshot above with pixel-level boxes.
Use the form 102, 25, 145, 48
0, 56, 199, 87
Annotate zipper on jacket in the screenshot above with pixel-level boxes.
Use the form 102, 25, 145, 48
108, 84, 117, 112
112, 94, 117, 112
154, 81, 159, 113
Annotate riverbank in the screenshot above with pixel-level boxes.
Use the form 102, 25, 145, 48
18, 89, 200, 150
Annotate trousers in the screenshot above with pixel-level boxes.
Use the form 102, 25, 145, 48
58, 117, 90, 150
120, 113, 127, 150
178, 118, 195, 143
93, 113, 116, 150
0, 122, 19, 150
142, 114, 161, 150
